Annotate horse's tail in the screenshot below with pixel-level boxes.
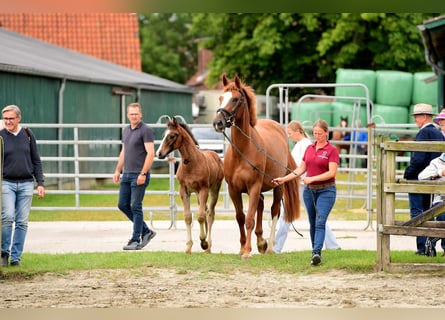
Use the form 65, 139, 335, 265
282, 153, 301, 223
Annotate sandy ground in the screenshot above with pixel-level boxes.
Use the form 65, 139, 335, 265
1, 268, 445, 308
1, 220, 445, 308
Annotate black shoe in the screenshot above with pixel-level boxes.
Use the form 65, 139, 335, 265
140, 230, 156, 249
425, 237, 438, 257
415, 250, 426, 256
10, 260, 21, 267
311, 254, 321, 266
1, 252, 9, 267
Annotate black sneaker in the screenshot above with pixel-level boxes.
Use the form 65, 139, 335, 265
311, 254, 321, 266
1, 252, 9, 267
140, 230, 156, 249
10, 260, 21, 267
425, 237, 438, 257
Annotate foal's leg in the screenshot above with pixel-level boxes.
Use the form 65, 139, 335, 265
205, 182, 221, 253
197, 189, 210, 252
180, 185, 193, 254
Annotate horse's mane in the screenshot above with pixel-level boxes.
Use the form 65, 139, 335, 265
223, 75, 258, 127
168, 119, 199, 146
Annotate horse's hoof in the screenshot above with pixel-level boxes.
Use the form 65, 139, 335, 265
241, 254, 252, 260
257, 242, 268, 254
201, 241, 209, 250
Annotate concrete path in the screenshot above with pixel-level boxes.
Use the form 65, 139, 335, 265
24, 219, 417, 254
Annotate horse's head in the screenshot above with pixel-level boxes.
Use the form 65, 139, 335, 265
213, 74, 257, 132
156, 117, 197, 159
339, 116, 348, 128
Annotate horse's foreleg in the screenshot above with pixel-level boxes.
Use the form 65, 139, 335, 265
255, 193, 267, 254
243, 187, 262, 259
229, 189, 246, 256
180, 187, 193, 254
197, 190, 210, 252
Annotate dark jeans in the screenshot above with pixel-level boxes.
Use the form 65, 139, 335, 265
432, 203, 445, 251
408, 193, 432, 252
118, 172, 152, 242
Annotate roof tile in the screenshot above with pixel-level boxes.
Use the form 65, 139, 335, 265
0, 13, 141, 71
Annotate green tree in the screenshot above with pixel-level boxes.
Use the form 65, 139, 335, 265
139, 13, 197, 84
189, 13, 439, 95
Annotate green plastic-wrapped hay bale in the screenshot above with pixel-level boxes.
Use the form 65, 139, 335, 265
291, 102, 333, 126
411, 72, 438, 106
373, 104, 409, 124
375, 70, 413, 106
335, 68, 376, 103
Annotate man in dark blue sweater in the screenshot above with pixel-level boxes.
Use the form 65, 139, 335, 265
404, 103, 444, 255
1, 105, 45, 267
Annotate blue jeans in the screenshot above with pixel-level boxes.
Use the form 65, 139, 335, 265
303, 185, 336, 256
408, 193, 431, 252
1, 180, 34, 262
118, 173, 152, 242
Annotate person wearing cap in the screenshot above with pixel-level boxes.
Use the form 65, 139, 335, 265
418, 152, 445, 257
404, 103, 444, 255
433, 112, 445, 138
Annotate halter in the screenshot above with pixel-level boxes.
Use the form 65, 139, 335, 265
216, 88, 245, 128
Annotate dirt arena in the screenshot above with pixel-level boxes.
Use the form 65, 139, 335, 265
1, 267, 445, 308
1, 221, 444, 308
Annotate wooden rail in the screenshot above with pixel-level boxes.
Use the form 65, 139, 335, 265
376, 137, 445, 271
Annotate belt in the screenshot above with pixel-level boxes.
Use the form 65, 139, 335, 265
307, 181, 335, 190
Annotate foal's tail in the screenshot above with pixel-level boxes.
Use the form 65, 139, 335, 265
282, 153, 301, 223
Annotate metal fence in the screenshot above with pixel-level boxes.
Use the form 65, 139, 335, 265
22, 119, 415, 229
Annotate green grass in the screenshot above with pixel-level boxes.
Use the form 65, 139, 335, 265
2, 250, 444, 281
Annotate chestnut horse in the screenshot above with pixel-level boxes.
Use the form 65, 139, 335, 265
213, 75, 301, 259
156, 117, 224, 254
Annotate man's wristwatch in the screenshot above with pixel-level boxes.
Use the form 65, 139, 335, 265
140, 172, 147, 176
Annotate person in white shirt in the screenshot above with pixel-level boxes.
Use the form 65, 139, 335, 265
274, 120, 340, 253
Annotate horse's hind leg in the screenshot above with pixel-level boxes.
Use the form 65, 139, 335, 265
255, 193, 267, 254
267, 188, 282, 254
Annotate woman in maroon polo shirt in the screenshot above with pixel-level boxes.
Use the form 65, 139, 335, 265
272, 119, 340, 266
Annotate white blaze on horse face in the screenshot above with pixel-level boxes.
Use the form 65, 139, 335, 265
156, 128, 171, 156
219, 92, 233, 109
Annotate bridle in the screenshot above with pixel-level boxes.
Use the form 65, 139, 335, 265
215, 88, 245, 128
